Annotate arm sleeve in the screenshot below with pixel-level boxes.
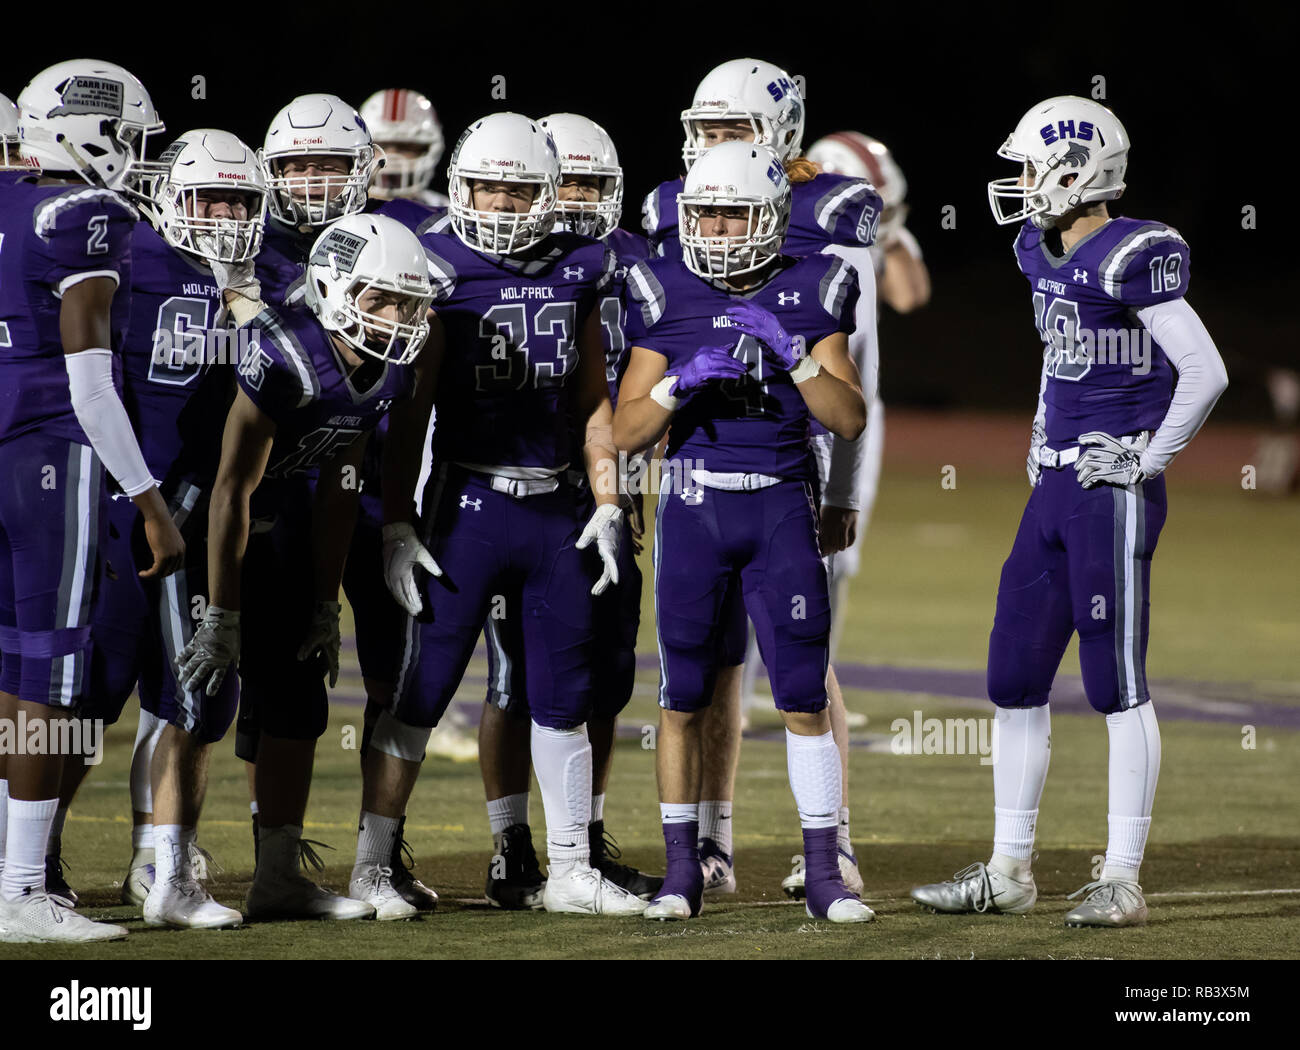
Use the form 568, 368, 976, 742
66, 348, 156, 496
820, 245, 877, 510
1135, 298, 1229, 477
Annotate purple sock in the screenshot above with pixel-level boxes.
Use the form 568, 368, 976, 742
656, 820, 703, 913
803, 825, 854, 918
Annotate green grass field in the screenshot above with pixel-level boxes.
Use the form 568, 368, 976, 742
8, 416, 1299, 959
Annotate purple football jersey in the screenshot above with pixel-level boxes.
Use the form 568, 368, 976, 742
642, 172, 881, 261
255, 217, 312, 308
599, 226, 651, 404
418, 216, 612, 469
235, 304, 415, 515
0, 180, 136, 447
1014, 216, 1186, 442
121, 221, 225, 485
624, 253, 858, 478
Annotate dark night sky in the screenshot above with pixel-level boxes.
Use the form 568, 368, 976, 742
9, 9, 1294, 415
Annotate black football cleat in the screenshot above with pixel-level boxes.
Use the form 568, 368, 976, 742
485, 823, 545, 910
45, 853, 77, 909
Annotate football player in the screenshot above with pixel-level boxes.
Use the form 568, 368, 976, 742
642, 58, 882, 901
359, 89, 449, 211
910, 96, 1228, 927
84, 130, 270, 928
0, 60, 182, 943
469, 112, 661, 907
176, 211, 435, 922
613, 141, 871, 923
364, 112, 645, 917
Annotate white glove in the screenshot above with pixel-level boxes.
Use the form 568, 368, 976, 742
1027, 420, 1046, 487
1074, 431, 1149, 489
575, 503, 624, 596
382, 521, 442, 616
175, 605, 240, 697
209, 258, 261, 302
297, 600, 342, 687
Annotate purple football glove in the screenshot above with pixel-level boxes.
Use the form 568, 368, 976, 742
670, 343, 750, 396
725, 301, 805, 371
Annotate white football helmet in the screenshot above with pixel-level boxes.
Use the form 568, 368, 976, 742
0, 94, 35, 171
538, 113, 622, 238
151, 130, 268, 264
447, 112, 559, 255
678, 141, 790, 280
807, 132, 907, 243
16, 60, 162, 190
359, 88, 444, 200
680, 58, 804, 170
303, 213, 434, 366
988, 95, 1129, 229
259, 94, 379, 227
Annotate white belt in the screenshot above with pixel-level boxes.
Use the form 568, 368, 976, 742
1039, 432, 1150, 470
463, 467, 585, 498
691, 469, 782, 491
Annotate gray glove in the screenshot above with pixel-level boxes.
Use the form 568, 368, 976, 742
297, 600, 342, 688
176, 605, 240, 697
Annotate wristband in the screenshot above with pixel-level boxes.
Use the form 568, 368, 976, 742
650, 376, 680, 410
789, 355, 823, 384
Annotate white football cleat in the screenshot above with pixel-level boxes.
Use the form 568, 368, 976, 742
349, 864, 419, 921
814, 897, 876, 924
144, 875, 242, 929
643, 894, 698, 921
247, 868, 375, 921
910, 861, 1037, 915
121, 847, 156, 906
542, 865, 647, 916
782, 850, 865, 899
1064, 879, 1149, 927
0, 892, 128, 943
700, 849, 736, 897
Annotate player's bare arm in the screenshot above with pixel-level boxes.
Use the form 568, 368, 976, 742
799, 331, 866, 440
311, 431, 369, 603
207, 388, 277, 611
381, 314, 444, 527
611, 345, 672, 452
61, 275, 185, 578
575, 308, 620, 507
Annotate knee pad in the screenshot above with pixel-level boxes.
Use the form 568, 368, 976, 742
986, 626, 1059, 709
372, 708, 431, 763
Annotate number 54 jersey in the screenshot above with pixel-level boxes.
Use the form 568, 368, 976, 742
1015, 216, 1188, 444
417, 216, 612, 471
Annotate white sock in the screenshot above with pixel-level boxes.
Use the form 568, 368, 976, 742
355, 810, 400, 869
660, 803, 698, 824
0, 779, 8, 877
1104, 703, 1160, 879
130, 709, 163, 815
486, 792, 529, 836
698, 800, 733, 855
531, 721, 592, 872
3, 797, 58, 901
785, 730, 840, 829
991, 705, 1051, 862
590, 793, 605, 824
154, 824, 188, 884
132, 822, 154, 850
48, 804, 68, 858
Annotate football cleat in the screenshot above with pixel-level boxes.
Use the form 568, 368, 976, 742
699, 838, 736, 896
485, 823, 546, 911
542, 865, 647, 916
389, 817, 438, 911
0, 891, 128, 943
189, 842, 217, 882
1064, 879, 1148, 928
590, 822, 663, 901
644, 893, 699, 921
144, 875, 242, 929
782, 849, 864, 899
910, 861, 1037, 915
810, 897, 876, 924
121, 848, 156, 906
45, 853, 77, 908
348, 864, 419, 921
246, 835, 374, 921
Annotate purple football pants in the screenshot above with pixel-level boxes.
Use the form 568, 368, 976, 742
987, 463, 1167, 714
653, 473, 830, 713
391, 465, 600, 730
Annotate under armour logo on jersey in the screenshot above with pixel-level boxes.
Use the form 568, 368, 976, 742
777, 291, 801, 307
563, 266, 584, 280
459, 495, 482, 511
679, 488, 704, 506
1073, 268, 1089, 284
